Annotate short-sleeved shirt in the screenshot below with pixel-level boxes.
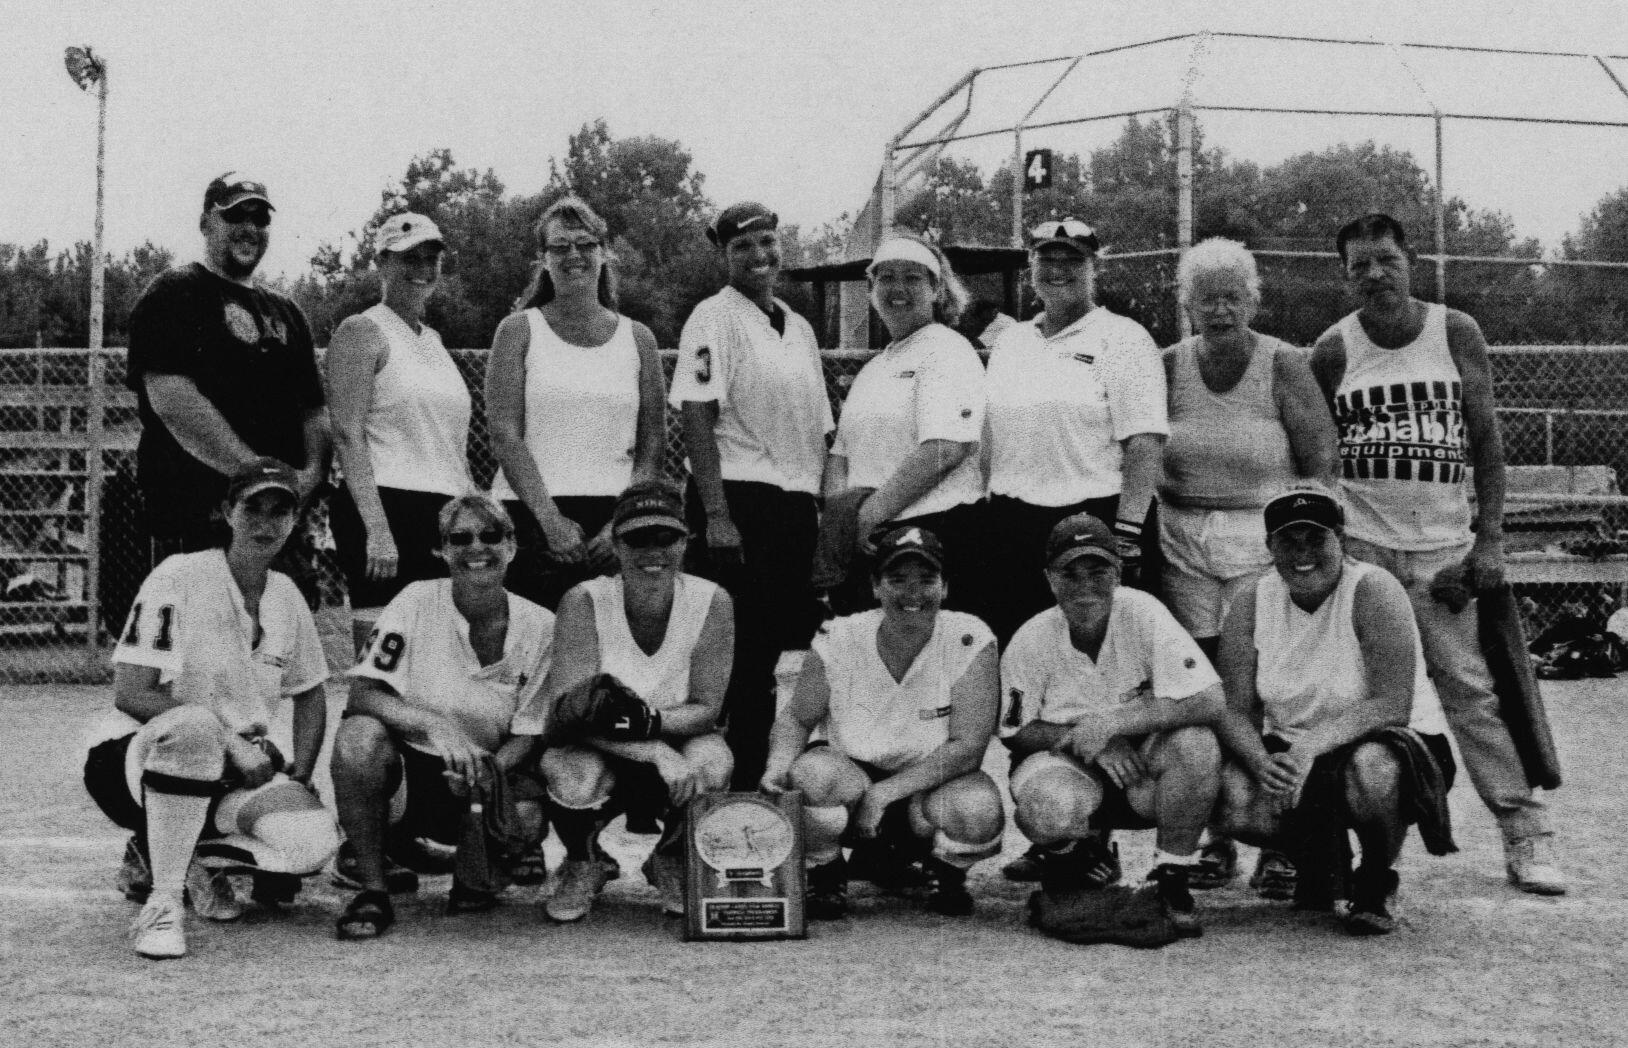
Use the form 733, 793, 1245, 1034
126, 263, 323, 515
111, 550, 328, 740
814, 609, 994, 773
830, 323, 984, 519
348, 579, 555, 753
985, 309, 1167, 506
999, 591, 1216, 736
669, 286, 833, 495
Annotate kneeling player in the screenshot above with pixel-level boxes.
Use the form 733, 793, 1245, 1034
761, 526, 1004, 918
526, 481, 735, 922
331, 493, 554, 939
1213, 489, 1457, 935
84, 459, 340, 959
1001, 513, 1223, 936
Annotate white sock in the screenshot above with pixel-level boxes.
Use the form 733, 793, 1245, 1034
1152, 849, 1198, 869
144, 792, 211, 900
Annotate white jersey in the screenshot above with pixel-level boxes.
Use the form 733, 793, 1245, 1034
814, 609, 994, 773
583, 573, 720, 712
830, 323, 984, 519
669, 286, 833, 495
357, 303, 473, 496
986, 309, 1167, 506
111, 550, 328, 740
1253, 559, 1448, 742
1000, 591, 1216, 736
490, 309, 641, 500
349, 579, 555, 752
1334, 303, 1472, 550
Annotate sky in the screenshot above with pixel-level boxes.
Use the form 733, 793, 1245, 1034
6, 0, 1628, 278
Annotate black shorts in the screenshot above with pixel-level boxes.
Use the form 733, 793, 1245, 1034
330, 484, 452, 609
1004, 741, 1158, 831
804, 742, 928, 848
1264, 731, 1457, 795
82, 733, 229, 839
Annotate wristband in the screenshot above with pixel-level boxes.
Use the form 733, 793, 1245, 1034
1111, 519, 1143, 559
1111, 519, 1144, 540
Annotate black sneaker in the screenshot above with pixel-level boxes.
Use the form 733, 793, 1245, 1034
1250, 849, 1297, 901
847, 838, 930, 893
1344, 867, 1400, 936
1001, 843, 1047, 882
1189, 837, 1238, 890
1147, 863, 1202, 938
249, 872, 302, 910
806, 857, 849, 920
921, 860, 974, 917
447, 880, 502, 915
1038, 836, 1123, 894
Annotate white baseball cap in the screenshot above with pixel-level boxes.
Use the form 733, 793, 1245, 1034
374, 213, 445, 256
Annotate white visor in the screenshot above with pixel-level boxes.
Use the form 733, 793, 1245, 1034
867, 238, 942, 280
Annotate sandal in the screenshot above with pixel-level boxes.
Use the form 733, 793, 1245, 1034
506, 848, 549, 887
336, 889, 395, 940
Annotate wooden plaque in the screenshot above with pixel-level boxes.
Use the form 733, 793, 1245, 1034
682, 790, 807, 941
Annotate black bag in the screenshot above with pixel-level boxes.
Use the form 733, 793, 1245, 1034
1027, 885, 1183, 949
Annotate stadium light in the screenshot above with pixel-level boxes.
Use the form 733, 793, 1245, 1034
63, 46, 108, 351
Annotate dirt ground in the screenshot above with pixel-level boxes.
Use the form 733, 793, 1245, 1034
1, 677, 1622, 1048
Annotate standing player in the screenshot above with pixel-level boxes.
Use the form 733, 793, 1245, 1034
83, 459, 339, 959
1000, 513, 1223, 936
125, 174, 329, 567
330, 493, 554, 939
528, 481, 735, 922
761, 526, 1004, 919
1310, 213, 1565, 894
673, 202, 834, 791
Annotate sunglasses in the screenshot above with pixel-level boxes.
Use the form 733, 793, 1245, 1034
620, 527, 685, 548
1029, 219, 1094, 241
217, 204, 272, 228
543, 240, 601, 257
444, 526, 509, 547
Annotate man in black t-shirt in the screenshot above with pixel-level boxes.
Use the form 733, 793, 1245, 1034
126, 173, 330, 561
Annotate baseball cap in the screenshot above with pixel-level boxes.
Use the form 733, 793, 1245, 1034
866, 237, 943, 280
708, 202, 779, 247
1045, 513, 1121, 569
611, 481, 687, 537
1264, 489, 1345, 536
1029, 218, 1099, 256
203, 172, 274, 213
374, 213, 445, 256
227, 457, 299, 504
871, 525, 946, 575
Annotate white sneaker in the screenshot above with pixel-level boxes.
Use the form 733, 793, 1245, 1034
131, 896, 187, 959
185, 861, 245, 921
546, 859, 610, 923
642, 852, 685, 917
1505, 835, 1568, 896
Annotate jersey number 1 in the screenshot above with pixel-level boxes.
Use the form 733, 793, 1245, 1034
123, 603, 175, 650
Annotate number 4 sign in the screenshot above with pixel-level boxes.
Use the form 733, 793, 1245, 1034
1024, 149, 1053, 192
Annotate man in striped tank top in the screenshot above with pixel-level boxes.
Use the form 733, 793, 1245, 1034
1309, 214, 1565, 896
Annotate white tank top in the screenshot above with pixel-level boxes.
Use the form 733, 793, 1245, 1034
362, 303, 473, 496
1334, 304, 1471, 550
490, 309, 640, 500
1253, 559, 1447, 741
584, 573, 718, 712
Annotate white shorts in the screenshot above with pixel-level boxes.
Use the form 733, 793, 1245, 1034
1160, 505, 1272, 638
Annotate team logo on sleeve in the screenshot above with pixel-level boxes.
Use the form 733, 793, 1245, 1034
695, 345, 712, 383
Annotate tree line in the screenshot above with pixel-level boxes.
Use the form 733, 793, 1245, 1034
3, 116, 1627, 350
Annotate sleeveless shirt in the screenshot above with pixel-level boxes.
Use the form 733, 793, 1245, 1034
583, 573, 719, 712
1160, 334, 1296, 509
360, 303, 472, 496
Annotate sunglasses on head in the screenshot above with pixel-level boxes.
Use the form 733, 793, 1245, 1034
1029, 219, 1094, 241
444, 526, 508, 547
620, 527, 685, 548
217, 204, 272, 228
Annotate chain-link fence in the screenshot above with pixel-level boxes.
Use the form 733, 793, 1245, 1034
3, 343, 1624, 683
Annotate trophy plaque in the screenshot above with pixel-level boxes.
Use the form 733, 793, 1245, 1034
682, 790, 806, 941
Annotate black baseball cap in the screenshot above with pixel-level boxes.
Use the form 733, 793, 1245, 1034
227, 457, 299, 504
708, 202, 778, 247
1264, 489, 1345, 536
1045, 513, 1120, 569
612, 480, 687, 537
871, 525, 946, 575
203, 172, 274, 213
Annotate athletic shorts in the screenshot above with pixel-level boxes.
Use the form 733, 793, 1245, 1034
1263, 731, 1457, 799
1159, 504, 1273, 638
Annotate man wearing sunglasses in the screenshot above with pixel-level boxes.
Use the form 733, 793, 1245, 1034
126, 173, 329, 575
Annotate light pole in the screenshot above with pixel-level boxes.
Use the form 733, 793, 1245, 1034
64, 45, 108, 653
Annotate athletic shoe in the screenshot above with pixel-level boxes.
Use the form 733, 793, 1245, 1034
847, 839, 930, 893
546, 858, 610, 923
806, 857, 849, 920
1250, 849, 1297, 901
1189, 837, 1239, 890
1505, 835, 1568, 896
1344, 867, 1400, 936
131, 896, 186, 959
921, 860, 974, 917
447, 880, 502, 915
1147, 863, 1203, 938
1038, 837, 1122, 894
1001, 843, 1047, 882
331, 842, 420, 895
115, 835, 152, 903
249, 872, 302, 910
642, 852, 685, 917
185, 861, 244, 922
